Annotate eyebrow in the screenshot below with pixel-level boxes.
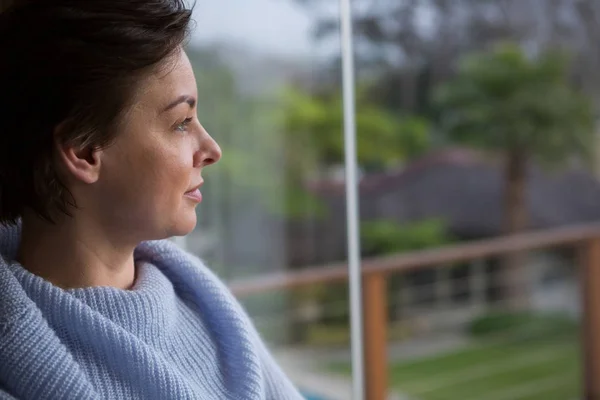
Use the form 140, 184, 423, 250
162, 95, 196, 113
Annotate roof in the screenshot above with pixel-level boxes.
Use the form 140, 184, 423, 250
311, 148, 600, 238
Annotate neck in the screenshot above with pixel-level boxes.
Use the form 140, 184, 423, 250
17, 211, 137, 290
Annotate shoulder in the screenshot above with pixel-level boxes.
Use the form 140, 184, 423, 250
0, 262, 34, 327
0, 222, 33, 326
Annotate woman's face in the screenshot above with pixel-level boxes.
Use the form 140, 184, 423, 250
87, 49, 221, 241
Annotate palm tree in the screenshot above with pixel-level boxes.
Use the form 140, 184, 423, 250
436, 43, 594, 308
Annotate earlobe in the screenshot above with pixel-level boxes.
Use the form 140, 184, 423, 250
56, 142, 102, 185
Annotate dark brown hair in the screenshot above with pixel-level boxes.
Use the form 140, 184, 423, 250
0, 0, 193, 224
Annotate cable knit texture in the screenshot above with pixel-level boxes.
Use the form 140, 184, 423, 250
0, 222, 303, 400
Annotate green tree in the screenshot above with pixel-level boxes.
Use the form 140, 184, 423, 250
279, 86, 431, 173
227, 85, 433, 221
435, 43, 594, 307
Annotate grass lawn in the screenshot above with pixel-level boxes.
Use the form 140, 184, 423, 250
330, 335, 581, 400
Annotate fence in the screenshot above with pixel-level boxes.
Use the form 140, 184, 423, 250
230, 222, 600, 400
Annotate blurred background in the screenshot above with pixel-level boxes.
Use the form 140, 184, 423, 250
181, 1, 600, 399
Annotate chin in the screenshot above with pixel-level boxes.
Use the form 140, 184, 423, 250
169, 212, 198, 237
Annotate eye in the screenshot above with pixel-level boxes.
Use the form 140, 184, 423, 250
175, 117, 193, 133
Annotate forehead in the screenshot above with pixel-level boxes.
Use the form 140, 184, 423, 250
134, 50, 197, 110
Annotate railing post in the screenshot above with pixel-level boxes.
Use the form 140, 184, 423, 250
582, 238, 600, 400
363, 272, 388, 400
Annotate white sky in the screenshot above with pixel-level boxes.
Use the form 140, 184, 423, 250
191, 0, 315, 56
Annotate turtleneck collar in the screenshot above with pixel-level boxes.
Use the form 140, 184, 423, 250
0, 221, 178, 344
7, 260, 178, 343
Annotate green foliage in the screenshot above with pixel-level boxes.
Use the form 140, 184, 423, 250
361, 219, 454, 257
435, 42, 594, 167
280, 86, 432, 171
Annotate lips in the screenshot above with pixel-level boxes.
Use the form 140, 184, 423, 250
184, 182, 203, 203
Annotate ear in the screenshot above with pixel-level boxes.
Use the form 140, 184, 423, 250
55, 139, 103, 185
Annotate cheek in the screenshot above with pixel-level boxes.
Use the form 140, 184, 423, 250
157, 156, 191, 203
99, 141, 193, 219
140, 147, 193, 208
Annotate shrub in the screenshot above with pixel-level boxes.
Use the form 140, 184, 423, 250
361, 218, 453, 257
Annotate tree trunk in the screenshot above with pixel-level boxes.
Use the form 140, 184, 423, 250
504, 151, 528, 234
502, 150, 530, 310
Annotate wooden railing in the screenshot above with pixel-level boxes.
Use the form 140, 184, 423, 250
230, 222, 600, 400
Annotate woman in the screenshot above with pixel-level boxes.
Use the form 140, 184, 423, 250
0, 1, 303, 399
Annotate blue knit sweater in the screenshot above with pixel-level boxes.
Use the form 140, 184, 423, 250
0, 223, 303, 400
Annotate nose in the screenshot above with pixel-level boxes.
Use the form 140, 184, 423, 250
194, 131, 221, 168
